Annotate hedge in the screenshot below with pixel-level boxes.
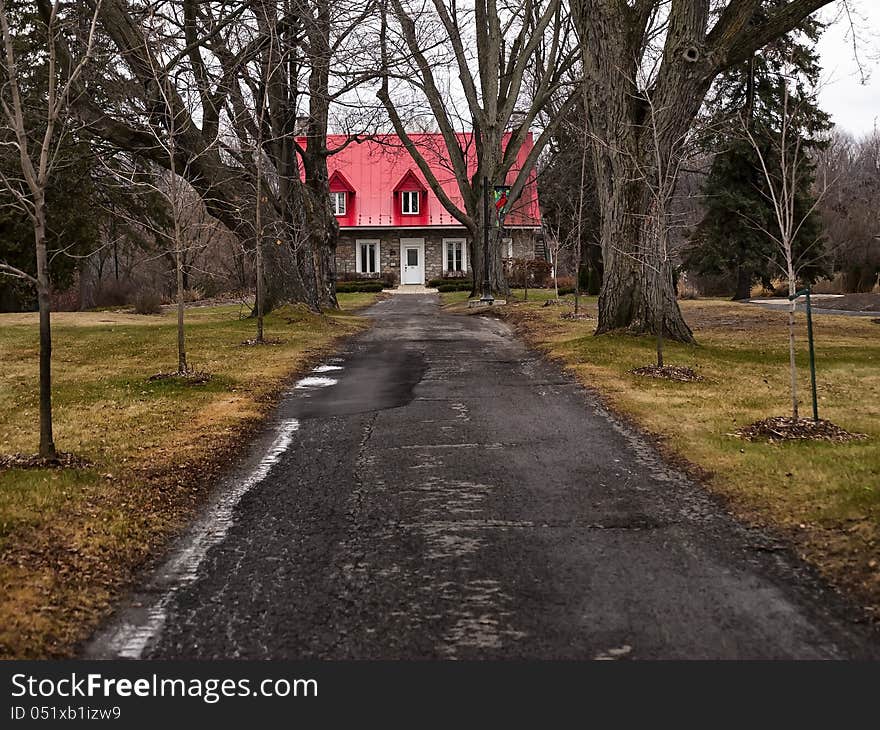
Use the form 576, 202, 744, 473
428, 278, 474, 292
335, 281, 385, 293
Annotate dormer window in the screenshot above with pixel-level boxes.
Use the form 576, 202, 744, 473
330, 191, 347, 216
400, 190, 420, 215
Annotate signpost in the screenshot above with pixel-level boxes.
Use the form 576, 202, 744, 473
788, 287, 819, 422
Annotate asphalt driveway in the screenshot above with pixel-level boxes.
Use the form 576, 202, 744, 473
87, 294, 879, 659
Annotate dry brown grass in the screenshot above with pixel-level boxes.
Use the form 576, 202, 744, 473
0, 296, 375, 658
501, 297, 880, 618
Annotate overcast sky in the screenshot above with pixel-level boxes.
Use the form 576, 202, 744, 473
816, 2, 880, 136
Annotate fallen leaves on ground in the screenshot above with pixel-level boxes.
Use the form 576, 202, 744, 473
147, 370, 212, 385
0, 453, 92, 471
240, 337, 284, 347
630, 365, 703, 382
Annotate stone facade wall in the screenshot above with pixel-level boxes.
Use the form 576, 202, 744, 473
337, 228, 538, 285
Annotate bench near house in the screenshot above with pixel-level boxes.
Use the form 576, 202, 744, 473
316, 133, 544, 287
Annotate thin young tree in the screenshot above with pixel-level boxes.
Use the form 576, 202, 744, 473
99, 11, 222, 375
0, 0, 103, 459
742, 64, 832, 419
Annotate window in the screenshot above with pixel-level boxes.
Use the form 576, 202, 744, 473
356, 239, 380, 274
443, 238, 467, 274
400, 190, 420, 215
330, 191, 346, 216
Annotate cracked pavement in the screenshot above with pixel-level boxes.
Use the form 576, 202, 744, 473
87, 294, 880, 660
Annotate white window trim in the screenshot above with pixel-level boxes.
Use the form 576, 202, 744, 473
442, 237, 468, 274
400, 190, 420, 215
503, 237, 513, 259
355, 238, 380, 274
331, 191, 346, 216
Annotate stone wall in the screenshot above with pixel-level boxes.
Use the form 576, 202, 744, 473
337, 228, 538, 285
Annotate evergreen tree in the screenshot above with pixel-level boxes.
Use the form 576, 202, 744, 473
685, 2, 832, 300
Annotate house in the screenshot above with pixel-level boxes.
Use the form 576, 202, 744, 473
316, 133, 543, 287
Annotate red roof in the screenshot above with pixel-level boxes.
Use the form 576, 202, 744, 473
303, 132, 541, 229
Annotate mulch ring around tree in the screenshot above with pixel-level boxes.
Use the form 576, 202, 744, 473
240, 337, 284, 347
630, 365, 703, 382
0, 452, 93, 471
147, 370, 212, 385
736, 416, 867, 444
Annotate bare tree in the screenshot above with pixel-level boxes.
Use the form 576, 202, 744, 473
742, 63, 833, 419
569, 0, 851, 343
377, 0, 578, 296
817, 129, 880, 292
596, 72, 696, 368
0, 0, 103, 459
99, 10, 226, 374
63, 0, 382, 313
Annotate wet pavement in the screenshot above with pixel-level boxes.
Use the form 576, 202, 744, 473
86, 295, 880, 659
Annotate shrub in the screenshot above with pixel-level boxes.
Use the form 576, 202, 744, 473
435, 282, 475, 292
380, 271, 397, 289
335, 281, 384, 293
507, 258, 552, 288
182, 287, 205, 303
50, 286, 80, 312
92, 279, 133, 308
428, 276, 474, 288
430, 279, 474, 292
336, 271, 396, 289
133, 288, 163, 314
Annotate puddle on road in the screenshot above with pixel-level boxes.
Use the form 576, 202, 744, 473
295, 376, 339, 389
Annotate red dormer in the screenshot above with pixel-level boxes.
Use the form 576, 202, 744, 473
328, 170, 356, 226
393, 169, 428, 226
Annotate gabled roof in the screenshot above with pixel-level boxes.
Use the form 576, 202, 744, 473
299, 132, 541, 228
328, 169, 355, 192
393, 169, 427, 192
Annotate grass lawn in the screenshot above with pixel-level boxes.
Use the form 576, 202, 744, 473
0, 293, 378, 658
496, 295, 880, 616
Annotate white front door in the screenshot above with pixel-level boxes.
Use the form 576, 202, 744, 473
401, 238, 424, 285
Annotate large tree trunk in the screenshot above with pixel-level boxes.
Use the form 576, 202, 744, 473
34, 202, 56, 460
469, 223, 509, 298
468, 170, 509, 298
733, 262, 753, 301
593, 178, 694, 341
574, 0, 715, 344
299, 179, 338, 311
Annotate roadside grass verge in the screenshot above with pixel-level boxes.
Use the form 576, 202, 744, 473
499, 297, 880, 616
0, 293, 376, 658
